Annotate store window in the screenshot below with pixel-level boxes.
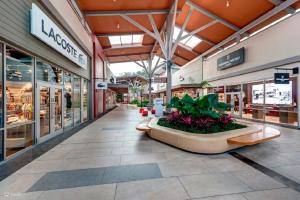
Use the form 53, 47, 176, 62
209, 86, 225, 102
242, 78, 298, 127
36, 59, 62, 84
242, 81, 265, 121
6, 46, 34, 156
226, 84, 241, 93
73, 75, 81, 125
264, 77, 298, 126
0, 130, 3, 161
83, 79, 88, 121
0, 44, 3, 127
64, 72, 73, 129
0, 44, 3, 161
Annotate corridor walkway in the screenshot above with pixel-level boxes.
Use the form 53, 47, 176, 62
1, 105, 300, 200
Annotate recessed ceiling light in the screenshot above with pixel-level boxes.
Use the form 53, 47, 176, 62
226, 0, 230, 8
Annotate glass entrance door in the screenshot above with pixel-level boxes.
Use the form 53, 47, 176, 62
39, 86, 50, 137
54, 88, 62, 131
226, 93, 242, 117
36, 83, 63, 142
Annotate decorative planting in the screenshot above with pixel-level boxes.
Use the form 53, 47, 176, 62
157, 94, 246, 134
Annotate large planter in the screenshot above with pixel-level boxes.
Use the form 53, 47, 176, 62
147, 118, 262, 154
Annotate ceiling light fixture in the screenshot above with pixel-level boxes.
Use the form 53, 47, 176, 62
226, 0, 230, 8
116, 23, 120, 29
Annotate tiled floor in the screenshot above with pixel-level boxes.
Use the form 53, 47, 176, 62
1, 105, 300, 200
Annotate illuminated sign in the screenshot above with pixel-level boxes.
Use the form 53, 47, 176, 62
31, 3, 88, 69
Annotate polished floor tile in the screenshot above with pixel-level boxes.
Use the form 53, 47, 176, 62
242, 188, 300, 200
179, 173, 252, 198
115, 177, 189, 200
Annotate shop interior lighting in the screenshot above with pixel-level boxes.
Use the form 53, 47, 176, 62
109, 34, 144, 47
173, 27, 202, 49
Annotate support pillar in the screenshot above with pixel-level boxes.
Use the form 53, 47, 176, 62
166, 60, 172, 104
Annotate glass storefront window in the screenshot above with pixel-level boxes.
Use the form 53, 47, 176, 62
209, 86, 225, 102
0, 130, 3, 161
64, 72, 73, 129
5, 46, 34, 156
226, 84, 241, 93
36, 59, 62, 84
83, 79, 88, 121
6, 46, 34, 126
6, 123, 34, 157
0, 44, 3, 161
264, 77, 298, 126
0, 44, 3, 127
73, 75, 81, 125
242, 81, 265, 121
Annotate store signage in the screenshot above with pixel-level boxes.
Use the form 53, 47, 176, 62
274, 73, 289, 84
30, 3, 88, 69
217, 47, 245, 70
95, 81, 108, 90
293, 67, 299, 74
154, 98, 164, 117
153, 77, 167, 83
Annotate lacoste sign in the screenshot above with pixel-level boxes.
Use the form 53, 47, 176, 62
30, 3, 88, 69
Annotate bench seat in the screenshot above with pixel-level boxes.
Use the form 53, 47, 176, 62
136, 118, 152, 133
227, 128, 280, 145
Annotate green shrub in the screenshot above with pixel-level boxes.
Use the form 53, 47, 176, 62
137, 100, 149, 107
130, 99, 139, 104
159, 94, 246, 134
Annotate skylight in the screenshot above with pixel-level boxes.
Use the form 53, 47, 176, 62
173, 27, 202, 49
108, 34, 144, 47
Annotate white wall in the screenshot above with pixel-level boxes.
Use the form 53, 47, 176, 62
154, 58, 203, 92
203, 12, 300, 85
172, 58, 203, 86
42, 0, 93, 56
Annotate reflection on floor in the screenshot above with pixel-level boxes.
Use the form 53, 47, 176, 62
0, 104, 300, 200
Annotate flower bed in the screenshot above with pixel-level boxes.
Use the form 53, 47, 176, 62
158, 94, 246, 134
157, 117, 246, 134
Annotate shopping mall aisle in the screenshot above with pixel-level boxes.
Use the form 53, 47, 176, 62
0, 105, 300, 200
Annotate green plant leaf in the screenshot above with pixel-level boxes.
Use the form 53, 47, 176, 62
181, 94, 194, 105
215, 102, 232, 111
207, 94, 218, 108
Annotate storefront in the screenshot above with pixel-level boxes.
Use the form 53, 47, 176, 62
203, 12, 300, 128
0, 1, 92, 161
209, 75, 299, 128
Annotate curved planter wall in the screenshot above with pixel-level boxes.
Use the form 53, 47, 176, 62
147, 119, 262, 154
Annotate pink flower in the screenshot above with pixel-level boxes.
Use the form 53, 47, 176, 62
181, 115, 193, 125
166, 111, 181, 122
219, 114, 233, 125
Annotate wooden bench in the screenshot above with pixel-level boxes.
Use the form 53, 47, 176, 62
136, 118, 152, 133
227, 128, 280, 145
